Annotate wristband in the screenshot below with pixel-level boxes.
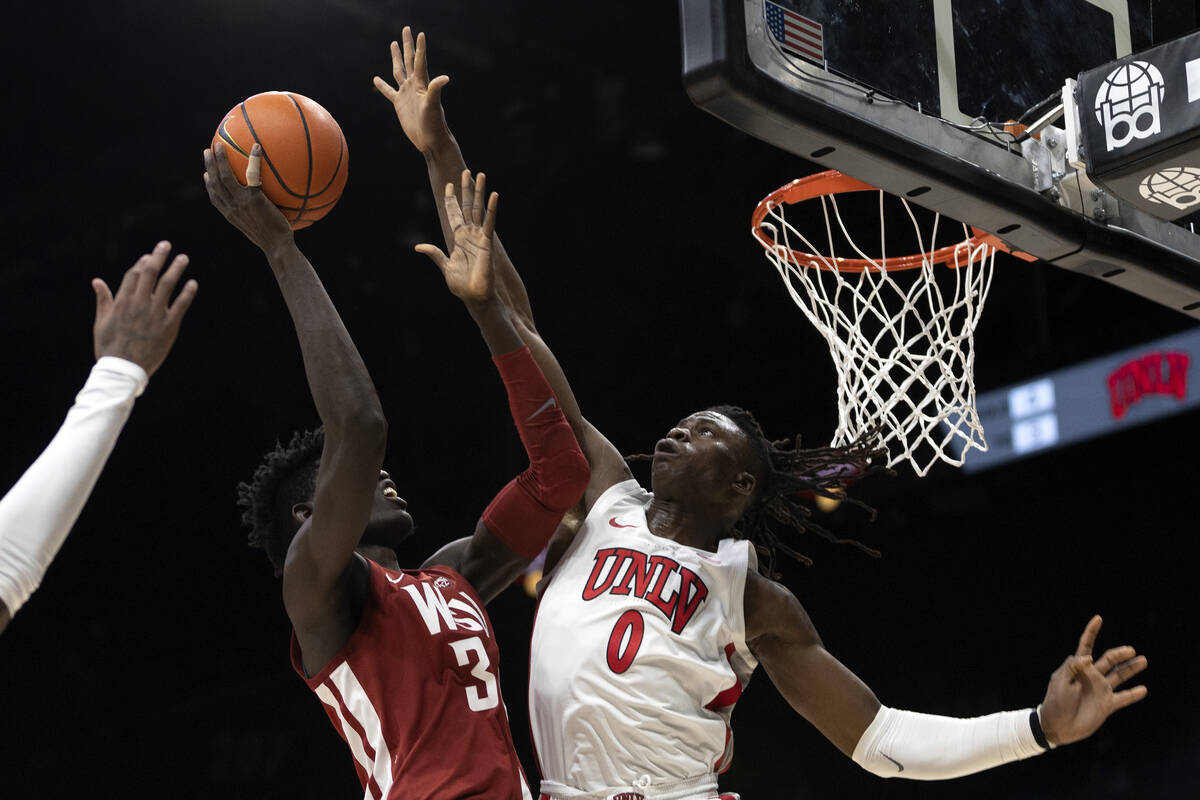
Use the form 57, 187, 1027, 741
1030, 705, 1053, 751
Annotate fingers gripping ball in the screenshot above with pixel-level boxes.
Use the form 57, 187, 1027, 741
212, 91, 348, 229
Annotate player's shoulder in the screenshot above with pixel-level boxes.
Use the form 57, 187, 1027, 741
592, 476, 648, 510
743, 570, 820, 647
379, 560, 470, 587
743, 570, 795, 618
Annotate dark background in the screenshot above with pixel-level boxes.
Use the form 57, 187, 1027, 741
0, 1, 1197, 797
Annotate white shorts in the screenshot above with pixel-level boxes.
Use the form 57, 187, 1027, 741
539, 773, 739, 800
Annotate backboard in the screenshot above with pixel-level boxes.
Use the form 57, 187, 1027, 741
680, 0, 1200, 318
740, 0, 1153, 125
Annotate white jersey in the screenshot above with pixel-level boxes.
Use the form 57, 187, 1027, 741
530, 479, 758, 799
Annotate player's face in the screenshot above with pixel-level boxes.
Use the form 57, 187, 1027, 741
364, 470, 415, 545
650, 411, 754, 500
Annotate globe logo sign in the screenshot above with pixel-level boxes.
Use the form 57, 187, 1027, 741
1139, 167, 1200, 210
1094, 60, 1166, 152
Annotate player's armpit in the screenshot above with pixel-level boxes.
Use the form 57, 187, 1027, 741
745, 571, 881, 757
538, 501, 586, 590
429, 521, 531, 605
422, 536, 470, 574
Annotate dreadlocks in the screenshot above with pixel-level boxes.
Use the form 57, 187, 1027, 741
627, 405, 889, 578
236, 427, 325, 576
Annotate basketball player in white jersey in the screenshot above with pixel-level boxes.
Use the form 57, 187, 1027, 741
0, 242, 196, 636
379, 27, 1149, 800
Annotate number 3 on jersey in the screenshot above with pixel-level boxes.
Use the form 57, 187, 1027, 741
606, 610, 645, 673
449, 636, 499, 711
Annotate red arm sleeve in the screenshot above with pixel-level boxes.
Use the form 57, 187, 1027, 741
481, 346, 589, 558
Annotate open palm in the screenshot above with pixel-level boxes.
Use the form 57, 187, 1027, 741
372, 27, 449, 154
1039, 615, 1148, 746
416, 171, 499, 304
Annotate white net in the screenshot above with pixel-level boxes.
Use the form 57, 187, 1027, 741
754, 181, 996, 477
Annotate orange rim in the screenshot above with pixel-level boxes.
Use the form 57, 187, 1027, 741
751, 170, 1032, 273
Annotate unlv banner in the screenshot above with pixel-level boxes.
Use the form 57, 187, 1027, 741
954, 328, 1200, 473
1079, 29, 1200, 220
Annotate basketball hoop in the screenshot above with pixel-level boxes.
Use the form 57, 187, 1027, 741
752, 170, 1032, 476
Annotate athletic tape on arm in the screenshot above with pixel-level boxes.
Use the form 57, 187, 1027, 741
0, 357, 147, 615
851, 705, 1047, 780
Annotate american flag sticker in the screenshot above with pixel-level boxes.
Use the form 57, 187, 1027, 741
764, 0, 824, 65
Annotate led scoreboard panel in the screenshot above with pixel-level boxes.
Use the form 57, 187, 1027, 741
959, 328, 1200, 472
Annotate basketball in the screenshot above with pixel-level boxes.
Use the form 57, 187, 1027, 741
211, 91, 348, 229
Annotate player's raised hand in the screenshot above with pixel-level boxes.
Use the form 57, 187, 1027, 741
92, 241, 198, 377
415, 170, 498, 305
1039, 615, 1148, 746
372, 27, 451, 154
203, 142, 293, 254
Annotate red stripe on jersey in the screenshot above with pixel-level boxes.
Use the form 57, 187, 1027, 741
714, 725, 734, 774
704, 643, 744, 710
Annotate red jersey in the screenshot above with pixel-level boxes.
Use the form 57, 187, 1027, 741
290, 559, 532, 800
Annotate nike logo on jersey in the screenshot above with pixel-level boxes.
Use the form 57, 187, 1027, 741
527, 396, 557, 421
582, 547, 710, 634
881, 753, 904, 773
386, 574, 405, 584
608, 517, 638, 529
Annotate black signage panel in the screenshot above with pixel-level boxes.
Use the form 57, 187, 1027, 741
1079, 30, 1200, 220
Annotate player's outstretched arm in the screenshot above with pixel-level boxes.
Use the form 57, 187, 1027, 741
415, 175, 589, 602
373, 29, 539, 347
204, 143, 386, 630
745, 574, 1148, 780
373, 28, 460, 253
374, 30, 631, 511
0, 243, 197, 635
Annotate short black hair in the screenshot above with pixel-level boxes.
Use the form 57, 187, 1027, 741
236, 428, 324, 576
629, 405, 888, 577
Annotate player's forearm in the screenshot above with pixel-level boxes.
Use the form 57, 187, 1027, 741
851, 705, 1050, 780
465, 300, 523, 357
424, 132, 469, 249
0, 358, 145, 619
421, 136, 536, 318
469, 346, 589, 594
419, 124, 590, 455
508, 317, 585, 442
265, 242, 386, 438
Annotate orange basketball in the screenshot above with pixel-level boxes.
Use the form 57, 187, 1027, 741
212, 91, 348, 230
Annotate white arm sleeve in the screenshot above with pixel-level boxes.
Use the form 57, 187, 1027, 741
0, 357, 147, 616
851, 704, 1047, 780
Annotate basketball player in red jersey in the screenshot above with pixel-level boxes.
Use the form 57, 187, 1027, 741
378, 28, 1148, 800
203, 142, 587, 800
